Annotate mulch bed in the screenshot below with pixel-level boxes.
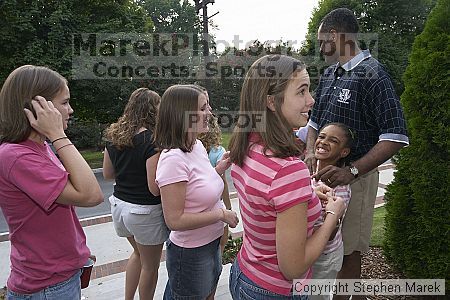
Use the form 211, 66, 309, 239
362, 247, 445, 300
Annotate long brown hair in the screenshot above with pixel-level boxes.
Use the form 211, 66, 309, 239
105, 88, 160, 149
154, 84, 204, 152
229, 55, 306, 166
0, 65, 67, 144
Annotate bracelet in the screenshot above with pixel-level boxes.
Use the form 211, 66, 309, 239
325, 210, 341, 226
55, 143, 74, 152
51, 136, 68, 144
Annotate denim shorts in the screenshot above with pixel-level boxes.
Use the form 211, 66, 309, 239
163, 237, 222, 299
109, 195, 170, 245
229, 259, 309, 300
7, 269, 82, 300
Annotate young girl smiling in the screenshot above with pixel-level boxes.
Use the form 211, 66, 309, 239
311, 122, 353, 300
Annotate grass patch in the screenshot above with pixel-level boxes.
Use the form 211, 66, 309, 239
222, 132, 231, 150
370, 206, 386, 247
80, 150, 104, 169
222, 236, 243, 264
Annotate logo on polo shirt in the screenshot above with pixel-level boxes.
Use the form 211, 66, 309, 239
338, 89, 351, 104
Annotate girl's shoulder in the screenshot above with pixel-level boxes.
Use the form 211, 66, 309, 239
209, 145, 225, 154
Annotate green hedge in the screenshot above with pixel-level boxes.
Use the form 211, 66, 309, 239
65, 119, 106, 150
383, 0, 449, 286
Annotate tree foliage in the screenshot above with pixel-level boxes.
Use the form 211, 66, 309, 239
383, 0, 449, 282
139, 0, 201, 34
0, 0, 154, 126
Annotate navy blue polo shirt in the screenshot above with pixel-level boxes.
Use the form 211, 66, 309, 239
308, 50, 409, 162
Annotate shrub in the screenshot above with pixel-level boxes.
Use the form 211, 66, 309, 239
65, 118, 106, 150
383, 0, 449, 286
222, 236, 243, 264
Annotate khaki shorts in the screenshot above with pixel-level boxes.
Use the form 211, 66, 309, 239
109, 195, 170, 246
342, 169, 379, 255
311, 243, 344, 300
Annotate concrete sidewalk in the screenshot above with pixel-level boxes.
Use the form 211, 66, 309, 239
0, 164, 396, 299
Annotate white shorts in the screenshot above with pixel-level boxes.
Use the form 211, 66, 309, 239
311, 243, 344, 300
109, 195, 170, 246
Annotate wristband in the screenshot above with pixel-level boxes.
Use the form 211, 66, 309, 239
51, 136, 68, 144
325, 210, 341, 226
55, 143, 74, 152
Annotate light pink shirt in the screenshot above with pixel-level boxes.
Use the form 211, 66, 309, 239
0, 140, 90, 293
156, 140, 224, 248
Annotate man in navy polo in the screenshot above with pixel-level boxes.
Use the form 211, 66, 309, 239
306, 8, 409, 300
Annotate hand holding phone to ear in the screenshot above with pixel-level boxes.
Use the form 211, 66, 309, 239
23, 96, 65, 141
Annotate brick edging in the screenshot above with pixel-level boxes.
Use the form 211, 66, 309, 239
91, 249, 167, 280
89, 232, 245, 280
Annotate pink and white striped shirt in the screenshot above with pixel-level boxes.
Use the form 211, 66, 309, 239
231, 134, 321, 296
312, 180, 351, 253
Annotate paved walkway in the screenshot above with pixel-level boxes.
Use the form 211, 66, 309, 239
0, 164, 396, 299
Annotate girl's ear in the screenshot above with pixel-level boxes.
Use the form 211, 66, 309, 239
340, 147, 350, 158
266, 95, 276, 112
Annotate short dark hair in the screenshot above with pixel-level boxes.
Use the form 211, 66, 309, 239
320, 8, 359, 34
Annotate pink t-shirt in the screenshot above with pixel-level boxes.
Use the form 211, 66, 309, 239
231, 133, 321, 296
156, 140, 224, 248
0, 140, 90, 293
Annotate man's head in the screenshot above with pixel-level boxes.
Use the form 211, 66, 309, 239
318, 8, 359, 64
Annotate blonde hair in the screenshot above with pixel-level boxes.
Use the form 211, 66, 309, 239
105, 88, 160, 149
229, 55, 306, 166
0, 65, 67, 143
198, 116, 222, 153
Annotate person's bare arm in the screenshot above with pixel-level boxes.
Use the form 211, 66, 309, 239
146, 152, 160, 196
352, 141, 404, 175
305, 126, 318, 174
312, 141, 405, 188
160, 182, 239, 231
276, 197, 345, 279
55, 144, 104, 207
25, 97, 103, 207
102, 148, 115, 180
221, 174, 231, 210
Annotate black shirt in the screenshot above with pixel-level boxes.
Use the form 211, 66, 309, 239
106, 130, 161, 205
